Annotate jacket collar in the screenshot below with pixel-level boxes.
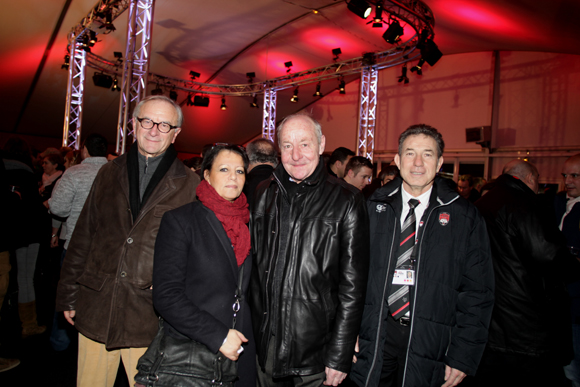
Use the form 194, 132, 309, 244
495, 173, 535, 196
271, 156, 327, 198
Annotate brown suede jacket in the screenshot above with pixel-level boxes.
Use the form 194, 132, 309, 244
56, 152, 199, 350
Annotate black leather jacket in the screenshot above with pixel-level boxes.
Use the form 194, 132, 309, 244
476, 174, 580, 360
250, 158, 369, 377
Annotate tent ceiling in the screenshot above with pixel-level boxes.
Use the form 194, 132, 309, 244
1, 0, 579, 153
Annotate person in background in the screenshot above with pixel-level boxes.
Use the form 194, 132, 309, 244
343, 156, 373, 191
147, 144, 255, 387
378, 165, 399, 186
243, 138, 278, 205
328, 147, 355, 179
457, 174, 481, 203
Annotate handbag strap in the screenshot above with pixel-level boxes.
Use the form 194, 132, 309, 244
231, 262, 245, 329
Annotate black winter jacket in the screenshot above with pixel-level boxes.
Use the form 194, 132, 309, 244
250, 159, 370, 377
350, 177, 494, 387
475, 174, 580, 361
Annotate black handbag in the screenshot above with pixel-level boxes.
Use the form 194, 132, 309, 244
135, 265, 245, 386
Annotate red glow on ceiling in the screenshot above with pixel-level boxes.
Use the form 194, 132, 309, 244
436, 0, 535, 39
0, 44, 46, 80
259, 51, 301, 77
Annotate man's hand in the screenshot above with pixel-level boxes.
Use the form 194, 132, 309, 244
323, 367, 347, 386
219, 329, 248, 361
64, 310, 76, 325
442, 365, 466, 387
353, 336, 359, 363
50, 236, 59, 248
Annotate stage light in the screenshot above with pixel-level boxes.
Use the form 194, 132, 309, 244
186, 94, 194, 106
313, 82, 323, 97
81, 35, 91, 52
332, 48, 342, 62
111, 77, 120, 92
169, 90, 178, 102
88, 30, 97, 46
285, 61, 293, 73
347, 0, 372, 19
291, 87, 299, 103
369, 3, 385, 27
398, 64, 409, 84
420, 39, 443, 66
250, 95, 259, 108
362, 52, 376, 66
113, 51, 122, 64
410, 58, 425, 75
93, 72, 113, 88
61, 54, 70, 70
338, 78, 346, 94
102, 10, 116, 33
246, 72, 256, 83
383, 20, 404, 44
189, 71, 200, 80
220, 97, 227, 110
193, 95, 209, 107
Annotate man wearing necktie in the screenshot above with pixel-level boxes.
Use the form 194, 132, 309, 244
350, 124, 494, 387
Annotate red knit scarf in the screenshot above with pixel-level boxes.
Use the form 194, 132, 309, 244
196, 180, 250, 266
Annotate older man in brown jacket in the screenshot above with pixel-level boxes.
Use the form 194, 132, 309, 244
56, 95, 199, 387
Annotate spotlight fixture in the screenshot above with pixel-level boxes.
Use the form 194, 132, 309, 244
81, 35, 91, 52
362, 52, 376, 66
313, 82, 323, 97
93, 72, 113, 88
347, 0, 372, 19
284, 61, 293, 73
111, 77, 120, 92
290, 87, 299, 103
101, 10, 116, 33
398, 64, 409, 84
61, 54, 70, 70
246, 72, 256, 83
186, 94, 194, 106
250, 95, 259, 108
368, 3, 385, 28
338, 78, 346, 94
220, 97, 227, 110
410, 58, 425, 75
151, 84, 163, 95
420, 39, 443, 66
189, 70, 200, 80
332, 48, 342, 62
88, 30, 97, 46
113, 51, 122, 64
169, 90, 178, 102
383, 20, 404, 44
192, 95, 210, 107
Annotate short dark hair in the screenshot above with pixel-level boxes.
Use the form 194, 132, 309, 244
183, 156, 203, 170
247, 138, 278, 167
201, 145, 249, 176
345, 156, 373, 176
378, 165, 399, 181
84, 133, 108, 157
458, 174, 473, 187
398, 124, 445, 158
329, 147, 355, 165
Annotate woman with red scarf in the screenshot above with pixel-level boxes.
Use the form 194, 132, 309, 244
148, 144, 255, 386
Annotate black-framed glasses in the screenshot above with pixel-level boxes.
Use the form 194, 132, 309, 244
135, 117, 177, 133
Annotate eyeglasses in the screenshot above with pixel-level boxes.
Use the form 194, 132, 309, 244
135, 117, 177, 133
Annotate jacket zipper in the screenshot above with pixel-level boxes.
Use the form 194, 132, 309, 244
401, 195, 458, 386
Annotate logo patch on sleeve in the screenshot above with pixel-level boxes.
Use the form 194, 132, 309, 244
439, 212, 450, 226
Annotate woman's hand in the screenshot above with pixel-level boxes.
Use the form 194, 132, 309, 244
219, 329, 248, 361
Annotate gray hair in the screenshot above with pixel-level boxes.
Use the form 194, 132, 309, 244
276, 112, 323, 148
132, 95, 184, 128
398, 124, 445, 158
247, 138, 279, 167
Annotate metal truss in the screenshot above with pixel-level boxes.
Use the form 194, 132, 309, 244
357, 67, 378, 162
62, 39, 87, 150
115, 0, 155, 154
68, 0, 131, 43
262, 89, 277, 141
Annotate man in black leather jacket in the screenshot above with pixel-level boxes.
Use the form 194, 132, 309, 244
474, 159, 580, 387
250, 113, 369, 386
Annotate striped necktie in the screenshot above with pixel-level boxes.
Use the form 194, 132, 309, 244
388, 198, 420, 320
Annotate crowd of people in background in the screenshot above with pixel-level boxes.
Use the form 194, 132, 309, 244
1, 94, 580, 387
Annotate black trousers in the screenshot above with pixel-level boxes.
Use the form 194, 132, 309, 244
379, 314, 411, 387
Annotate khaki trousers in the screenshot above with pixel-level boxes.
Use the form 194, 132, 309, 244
77, 333, 147, 387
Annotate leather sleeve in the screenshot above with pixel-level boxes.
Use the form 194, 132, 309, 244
323, 192, 370, 373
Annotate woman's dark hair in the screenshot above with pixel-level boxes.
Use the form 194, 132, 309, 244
44, 153, 65, 172
201, 145, 249, 176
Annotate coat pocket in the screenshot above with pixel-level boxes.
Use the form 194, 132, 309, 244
77, 272, 107, 291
